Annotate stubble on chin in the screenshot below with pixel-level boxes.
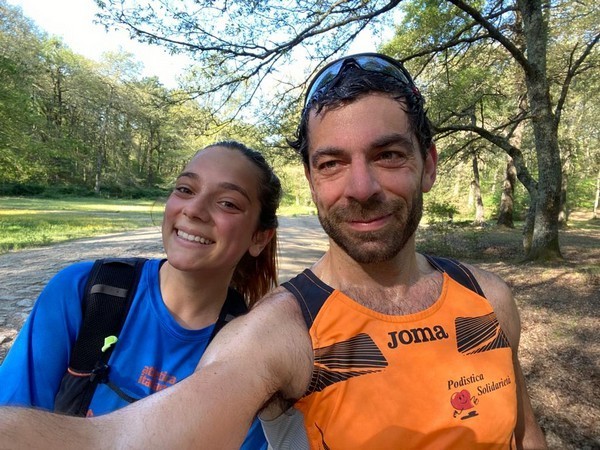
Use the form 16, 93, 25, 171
317, 194, 423, 264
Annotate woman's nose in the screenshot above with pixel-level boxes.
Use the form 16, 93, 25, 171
183, 196, 211, 222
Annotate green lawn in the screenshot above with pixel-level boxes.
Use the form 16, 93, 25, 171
0, 197, 165, 253
0, 197, 319, 254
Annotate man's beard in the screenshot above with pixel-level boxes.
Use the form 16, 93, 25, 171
318, 191, 423, 264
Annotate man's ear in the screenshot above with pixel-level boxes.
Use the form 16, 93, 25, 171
421, 143, 438, 193
249, 228, 275, 257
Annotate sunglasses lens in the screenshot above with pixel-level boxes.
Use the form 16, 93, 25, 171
305, 60, 344, 106
305, 54, 415, 107
354, 56, 411, 86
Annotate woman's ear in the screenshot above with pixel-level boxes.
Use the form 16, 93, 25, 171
249, 228, 275, 257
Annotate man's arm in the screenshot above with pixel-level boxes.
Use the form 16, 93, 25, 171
0, 289, 313, 449
469, 265, 548, 450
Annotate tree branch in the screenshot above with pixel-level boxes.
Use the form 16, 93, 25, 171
435, 122, 538, 195
554, 32, 600, 127
445, 0, 531, 74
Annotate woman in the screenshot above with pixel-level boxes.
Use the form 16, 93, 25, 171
0, 141, 281, 449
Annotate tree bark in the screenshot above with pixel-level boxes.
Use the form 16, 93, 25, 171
497, 155, 516, 228
517, 0, 562, 260
471, 154, 485, 225
594, 169, 599, 220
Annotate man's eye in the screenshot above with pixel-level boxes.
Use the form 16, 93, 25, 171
318, 160, 339, 171
175, 186, 193, 195
379, 151, 402, 160
219, 201, 240, 210
377, 151, 407, 165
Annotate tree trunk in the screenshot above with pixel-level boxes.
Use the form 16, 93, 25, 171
594, 169, 600, 219
497, 156, 516, 228
558, 168, 568, 227
471, 154, 485, 225
518, 0, 562, 260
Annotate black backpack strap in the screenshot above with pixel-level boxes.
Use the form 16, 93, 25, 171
424, 255, 486, 298
54, 257, 147, 416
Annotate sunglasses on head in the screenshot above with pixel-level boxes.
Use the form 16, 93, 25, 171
304, 53, 420, 107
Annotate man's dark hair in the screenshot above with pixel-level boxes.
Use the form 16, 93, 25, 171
288, 67, 433, 166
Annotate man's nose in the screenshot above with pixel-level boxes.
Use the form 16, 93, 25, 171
344, 161, 382, 202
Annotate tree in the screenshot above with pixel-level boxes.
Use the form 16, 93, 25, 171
0, 2, 231, 195
94, 0, 598, 261
386, 0, 599, 260
497, 156, 517, 228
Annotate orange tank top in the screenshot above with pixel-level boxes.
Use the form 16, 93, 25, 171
282, 257, 517, 450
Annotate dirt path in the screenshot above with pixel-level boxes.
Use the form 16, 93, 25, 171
0, 215, 328, 361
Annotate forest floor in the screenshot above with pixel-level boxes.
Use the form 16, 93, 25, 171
416, 211, 599, 450
0, 212, 598, 449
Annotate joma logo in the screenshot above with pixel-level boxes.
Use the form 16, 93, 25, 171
387, 325, 449, 348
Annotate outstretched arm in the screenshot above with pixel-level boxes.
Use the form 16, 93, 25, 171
470, 265, 548, 450
0, 289, 312, 449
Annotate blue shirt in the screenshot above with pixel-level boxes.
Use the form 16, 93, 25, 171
0, 258, 267, 449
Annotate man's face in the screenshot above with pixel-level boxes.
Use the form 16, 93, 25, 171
305, 93, 437, 264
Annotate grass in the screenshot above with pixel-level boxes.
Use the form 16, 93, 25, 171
278, 204, 317, 216
0, 197, 165, 253
3, 196, 595, 258
0, 197, 316, 254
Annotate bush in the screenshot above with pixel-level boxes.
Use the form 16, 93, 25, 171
0, 182, 45, 196
425, 201, 459, 223
0, 182, 169, 200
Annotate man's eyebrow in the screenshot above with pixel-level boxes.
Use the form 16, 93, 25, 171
372, 133, 417, 153
310, 147, 345, 167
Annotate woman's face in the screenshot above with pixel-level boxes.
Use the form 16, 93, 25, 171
162, 146, 271, 275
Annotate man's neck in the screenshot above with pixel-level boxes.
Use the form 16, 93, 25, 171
314, 238, 419, 286
312, 243, 443, 315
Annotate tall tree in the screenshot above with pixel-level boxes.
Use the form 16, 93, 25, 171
95, 0, 599, 261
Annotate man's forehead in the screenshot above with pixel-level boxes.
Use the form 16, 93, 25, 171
306, 94, 417, 156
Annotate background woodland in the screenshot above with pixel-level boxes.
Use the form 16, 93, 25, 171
1, 0, 598, 262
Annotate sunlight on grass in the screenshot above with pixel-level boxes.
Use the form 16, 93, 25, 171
278, 204, 316, 216
0, 197, 320, 253
0, 197, 165, 253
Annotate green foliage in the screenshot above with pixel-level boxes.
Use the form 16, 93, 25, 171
1, 0, 598, 228
276, 165, 313, 210
0, 183, 169, 200
0, 1, 260, 196
425, 200, 459, 223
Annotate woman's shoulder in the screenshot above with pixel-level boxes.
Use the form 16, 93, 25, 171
46, 260, 95, 287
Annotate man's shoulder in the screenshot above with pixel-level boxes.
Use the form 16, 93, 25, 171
456, 260, 511, 299
254, 285, 304, 315
449, 259, 520, 344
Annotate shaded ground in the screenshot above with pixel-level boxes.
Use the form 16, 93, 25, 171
416, 212, 599, 450
0, 213, 598, 449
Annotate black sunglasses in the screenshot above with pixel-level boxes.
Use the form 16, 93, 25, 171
304, 53, 421, 107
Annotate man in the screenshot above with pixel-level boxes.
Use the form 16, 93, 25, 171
0, 53, 546, 449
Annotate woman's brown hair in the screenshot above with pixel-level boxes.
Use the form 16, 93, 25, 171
204, 141, 282, 306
